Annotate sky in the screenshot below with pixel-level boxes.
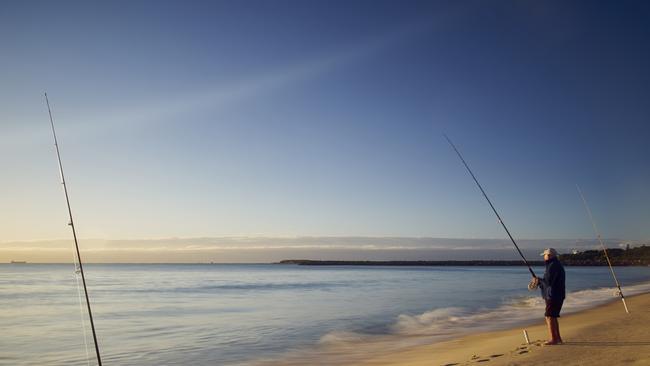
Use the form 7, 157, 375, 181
1, 1, 649, 262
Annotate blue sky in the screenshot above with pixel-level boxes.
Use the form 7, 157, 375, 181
1, 1, 649, 260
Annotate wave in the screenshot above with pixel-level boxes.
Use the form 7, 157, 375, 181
392, 280, 650, 337
317, 279, 650, 346
317, 331, 371, 345
248, 279, 650, 365
103, 281, 348, 294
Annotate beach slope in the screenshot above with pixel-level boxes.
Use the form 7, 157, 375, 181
362, 293, 650, 366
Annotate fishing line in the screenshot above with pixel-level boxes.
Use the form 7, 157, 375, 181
71, 247, 92, 366
444, 134, 537, 279
576, 185, 629, 313
46, 93, 103, 365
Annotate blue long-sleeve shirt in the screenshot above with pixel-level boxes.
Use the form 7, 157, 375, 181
539, 257, 566, 301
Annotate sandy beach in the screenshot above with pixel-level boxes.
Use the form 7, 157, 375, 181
360, 292, 650, 366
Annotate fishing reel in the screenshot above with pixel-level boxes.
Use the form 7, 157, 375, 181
528, 277, 539, 291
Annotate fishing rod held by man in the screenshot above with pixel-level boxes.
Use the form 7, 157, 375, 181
443, 134, 537, 278
444, 135, 570, 344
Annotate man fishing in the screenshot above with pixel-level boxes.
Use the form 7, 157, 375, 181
532, 248, 566, 345
444, 136, 567, 344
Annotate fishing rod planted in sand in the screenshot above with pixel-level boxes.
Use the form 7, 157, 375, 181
46, 93, 103, 365
576, 185, 629, 314
444, 134, 537, 279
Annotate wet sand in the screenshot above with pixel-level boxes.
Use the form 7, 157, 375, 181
360, 292, 650, 366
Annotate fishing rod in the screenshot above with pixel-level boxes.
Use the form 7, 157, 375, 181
576, 185, 629, 314
444, 134, 537, 278
46, 93, 103, 365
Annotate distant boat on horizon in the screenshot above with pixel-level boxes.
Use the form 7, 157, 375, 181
10, 260, 27, 264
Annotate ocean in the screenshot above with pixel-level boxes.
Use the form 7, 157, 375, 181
2, 263, 650, 365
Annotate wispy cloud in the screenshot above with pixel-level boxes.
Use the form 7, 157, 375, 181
5, 20, 434, 150
123, 20, 433, 123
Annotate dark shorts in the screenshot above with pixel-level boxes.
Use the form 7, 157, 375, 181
545, 298, 564, 318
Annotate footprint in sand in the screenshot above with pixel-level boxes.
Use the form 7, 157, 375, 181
489, 354, 504, 358
441, 363, 459, 366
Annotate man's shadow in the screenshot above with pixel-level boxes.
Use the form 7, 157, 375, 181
563, 341, 650, 347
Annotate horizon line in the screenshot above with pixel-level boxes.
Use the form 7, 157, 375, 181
2, 235, 641, 244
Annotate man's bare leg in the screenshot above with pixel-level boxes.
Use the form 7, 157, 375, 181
545, 316, 554, 344
544, 316, 559, 345
551, 317, 562, 344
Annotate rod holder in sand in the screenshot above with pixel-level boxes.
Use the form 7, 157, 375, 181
523, 329, 530, 345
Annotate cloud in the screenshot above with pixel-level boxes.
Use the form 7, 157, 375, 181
2, 236, 643, 263
4, 19, 436, 152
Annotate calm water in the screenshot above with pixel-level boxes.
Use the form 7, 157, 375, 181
1, 264, 650, 365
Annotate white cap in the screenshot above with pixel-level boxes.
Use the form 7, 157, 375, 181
540, 248, 558, 256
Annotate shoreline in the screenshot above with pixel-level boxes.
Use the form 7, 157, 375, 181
360, 292, 650, 366
259, 289, 650, 366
